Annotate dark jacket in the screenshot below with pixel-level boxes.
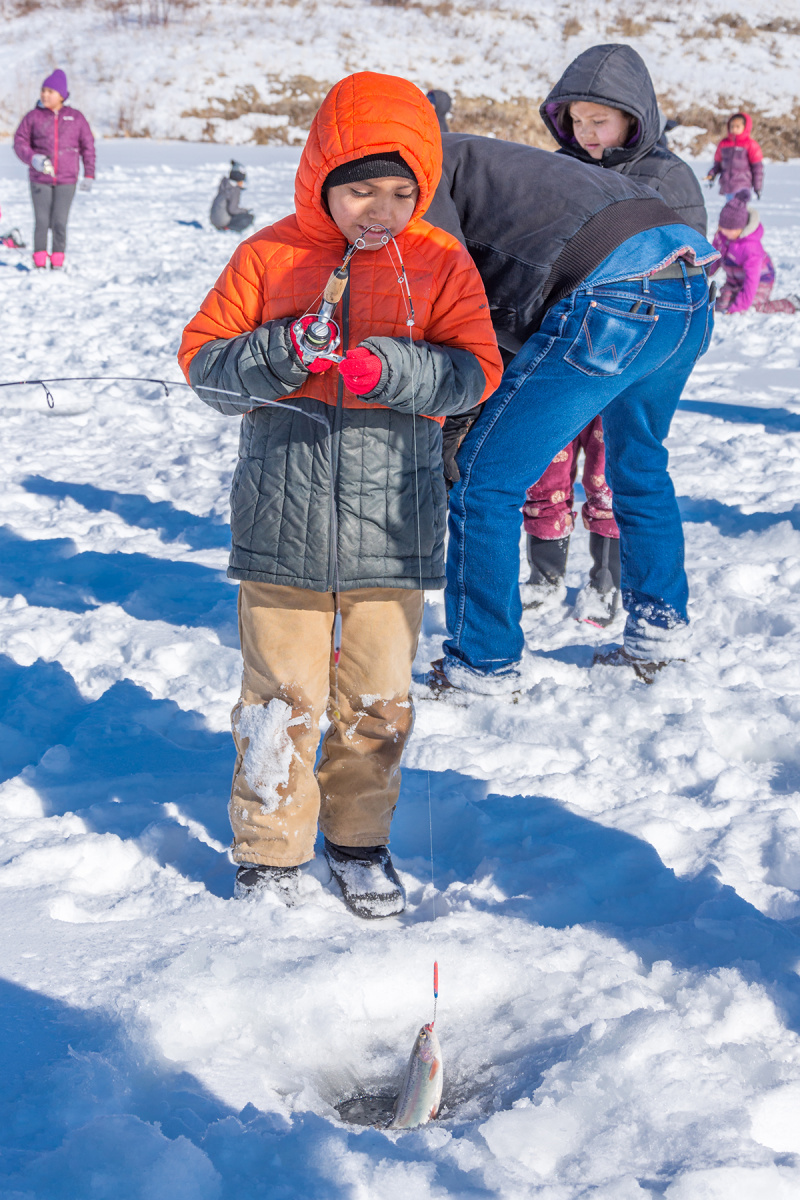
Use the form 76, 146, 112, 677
539, 44, 707, 236
14, 102, 95, 187
426, 90, 452, 134
426, 131, 683, 355
210, 177, 250, 229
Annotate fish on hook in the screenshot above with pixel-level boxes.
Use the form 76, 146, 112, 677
388, 1022, 443, 1129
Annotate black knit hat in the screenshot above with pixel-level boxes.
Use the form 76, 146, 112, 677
323, 151, 417, 192
229, 160, 246, 182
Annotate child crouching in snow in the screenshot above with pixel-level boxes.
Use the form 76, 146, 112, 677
209, 160, 254, 233
712, 190, 799, 315
179, 72, 501, 918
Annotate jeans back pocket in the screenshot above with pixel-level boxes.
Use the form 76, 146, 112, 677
564, 300, 658, 377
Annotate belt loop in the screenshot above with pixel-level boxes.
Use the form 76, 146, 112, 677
642, 274, 650, 295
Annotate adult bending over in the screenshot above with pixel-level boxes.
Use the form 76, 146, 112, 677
427, 133, 718, 689
13, 69, 94, 270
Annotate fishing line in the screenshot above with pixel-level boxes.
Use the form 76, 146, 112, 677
360, 222, 439, 1028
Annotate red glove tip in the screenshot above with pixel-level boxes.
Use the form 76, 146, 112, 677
339, 346, 382, 395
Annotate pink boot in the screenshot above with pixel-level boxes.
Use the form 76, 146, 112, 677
33, 250, 48, 269
50, 252, 65, 269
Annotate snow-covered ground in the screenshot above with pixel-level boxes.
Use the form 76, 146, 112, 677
2, 0, 800, 144
2, 144, 800, 1198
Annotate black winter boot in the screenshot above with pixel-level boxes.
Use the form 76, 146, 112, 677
521, 534, 570, 609
574, 534, 621, 627
234, 862, 300, 904
324, 839, 405, 919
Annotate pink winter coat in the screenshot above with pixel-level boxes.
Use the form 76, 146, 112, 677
711, 208, 774, 314
14, 102, 95, 186
709, 113, 764, 197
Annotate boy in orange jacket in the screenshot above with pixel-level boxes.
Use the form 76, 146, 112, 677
179, 72, 501, 918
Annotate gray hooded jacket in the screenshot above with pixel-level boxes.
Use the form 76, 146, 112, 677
210, 177, 248, 230
540, 44, 707, 236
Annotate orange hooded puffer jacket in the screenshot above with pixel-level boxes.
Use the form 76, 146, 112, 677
178, 71, 501, 422
178, 72, 502, 593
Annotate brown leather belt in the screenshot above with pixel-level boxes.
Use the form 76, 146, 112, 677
625, 262, 706, 282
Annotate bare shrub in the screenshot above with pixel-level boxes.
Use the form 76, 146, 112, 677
563, 17, 581, 38
757, 18, 800, 34
183, 76, 332, 143
100, 0, 195, 26
449, 95, 556, 148
608, 15, 651, 37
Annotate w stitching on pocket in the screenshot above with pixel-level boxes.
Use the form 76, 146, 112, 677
564, 301, 657, 378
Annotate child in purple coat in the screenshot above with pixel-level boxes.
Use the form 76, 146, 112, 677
712, 191, 799, 315
13, 69, 95, 270
706, 112, 764, 201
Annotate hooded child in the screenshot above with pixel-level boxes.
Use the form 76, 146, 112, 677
706, 112, 764, 200
521, 44, 708, 628
179, 71, 502, 917
711, 190, 799, 315
210, 161, 254, 233
13, 69, 95, 269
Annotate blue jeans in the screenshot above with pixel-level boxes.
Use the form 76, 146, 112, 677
444, 268, 714, 679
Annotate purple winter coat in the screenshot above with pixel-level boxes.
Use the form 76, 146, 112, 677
14, 102, 95, 187
711, 210, 774, 314
709, 113, 764, 197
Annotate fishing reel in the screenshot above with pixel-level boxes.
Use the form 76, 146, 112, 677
292, 249, 357, 366
292, 227, 396, 367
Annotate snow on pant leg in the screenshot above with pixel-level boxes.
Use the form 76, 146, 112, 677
715, 281, 737, 312
30, 181, 55, 254
317, 587, 423, 848
578, 416, 619, 537
444, 292, 635, 676
753, 279, 798, 313
522, 442, 577, 539
230, 581, 333, 867
599, 274, 712, 659
50, 184, 76, 255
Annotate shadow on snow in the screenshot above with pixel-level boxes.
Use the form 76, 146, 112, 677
0, 524, 238, 642
0, 978, 497, 1199
22, 474, 232, 553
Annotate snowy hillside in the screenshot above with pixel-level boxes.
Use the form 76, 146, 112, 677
2, 0, 800, 154
2, 142, 800, 1196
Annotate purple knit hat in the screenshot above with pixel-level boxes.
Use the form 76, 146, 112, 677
42, 69, 69, 100
719, 188, 751, 229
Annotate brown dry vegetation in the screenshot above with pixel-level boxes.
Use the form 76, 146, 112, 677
449, 95, 556, 148
182, 81, 800, 159
182, 76, 331, 142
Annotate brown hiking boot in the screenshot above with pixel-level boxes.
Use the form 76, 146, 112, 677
425, 658, 456, 696
593, 645, 678, 684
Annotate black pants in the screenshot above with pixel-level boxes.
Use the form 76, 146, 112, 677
31, 182, 76, 254
227, 211, 253, 232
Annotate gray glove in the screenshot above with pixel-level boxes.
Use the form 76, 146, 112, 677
79, 178, 93, 192
32, 154, 54, 176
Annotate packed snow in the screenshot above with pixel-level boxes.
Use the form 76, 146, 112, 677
2, 141, 800, 1197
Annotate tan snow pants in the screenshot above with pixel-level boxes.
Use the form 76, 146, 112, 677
230, 581, 423, 866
